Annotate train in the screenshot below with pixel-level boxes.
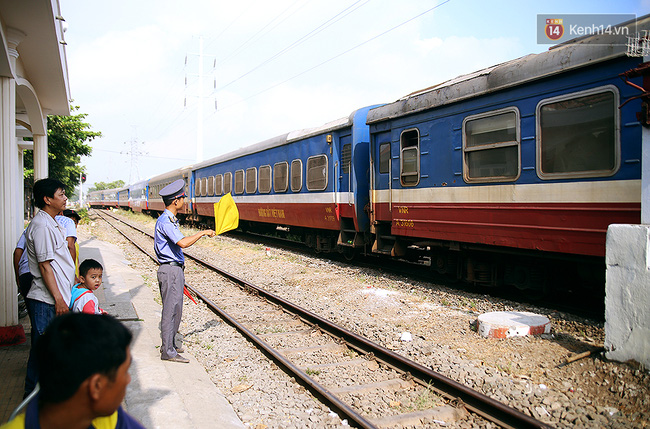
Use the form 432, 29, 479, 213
89, 16, 649, 294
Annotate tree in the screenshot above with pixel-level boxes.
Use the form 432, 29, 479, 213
24, 104, 101, 194
87, 180, 126, 192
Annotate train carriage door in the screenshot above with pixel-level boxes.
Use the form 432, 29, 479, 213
373, 131, 392, 219
184, 173, 192, 214
340, 135, 352, 206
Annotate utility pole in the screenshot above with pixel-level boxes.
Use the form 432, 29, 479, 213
185, 35, 216, 163
79, 172, 83, 207
121, 133, 147, 184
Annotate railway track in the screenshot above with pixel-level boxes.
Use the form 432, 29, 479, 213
93, 209, 550, 429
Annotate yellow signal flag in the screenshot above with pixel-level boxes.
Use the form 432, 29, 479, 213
213, 193, 239, 235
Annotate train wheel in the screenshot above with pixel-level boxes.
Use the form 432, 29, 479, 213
340, 246, 356, 261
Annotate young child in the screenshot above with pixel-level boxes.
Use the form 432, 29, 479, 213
69, 259, 107, 315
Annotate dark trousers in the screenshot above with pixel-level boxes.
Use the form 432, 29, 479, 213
157, 264, 185, 359
24, 298, 55, 397
18, 273, 33, 298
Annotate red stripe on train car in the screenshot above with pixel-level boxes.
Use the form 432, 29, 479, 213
374, 202, 640, 257
194, 201, 342, 231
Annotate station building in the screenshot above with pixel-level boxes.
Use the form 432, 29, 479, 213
0, 0, 70, 341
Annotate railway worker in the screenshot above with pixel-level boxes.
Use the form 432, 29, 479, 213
155, 179, 215, 363
23, 178, 76, 397
1, 313, 145, 429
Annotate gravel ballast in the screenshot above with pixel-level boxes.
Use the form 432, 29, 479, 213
84, 210, 650, 428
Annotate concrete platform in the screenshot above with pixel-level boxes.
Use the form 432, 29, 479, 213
0, 235, 245, 429
476, 311, 551, 339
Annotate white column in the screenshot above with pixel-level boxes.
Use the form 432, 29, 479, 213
0, 75, 19, 328
33, 134, 48, 180
604, 57, 650, 367
17, 140, 25, 221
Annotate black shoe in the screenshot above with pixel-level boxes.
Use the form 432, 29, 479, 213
162, 354, 190, 363
160, 346, 184, 354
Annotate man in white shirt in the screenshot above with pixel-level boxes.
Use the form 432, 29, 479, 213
23, 178, 76, 397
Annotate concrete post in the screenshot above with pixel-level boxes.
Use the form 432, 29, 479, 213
33, 133, 48, 180
0, 28, 26, 344
604, 61, 650, 367
0, 76, 21, 336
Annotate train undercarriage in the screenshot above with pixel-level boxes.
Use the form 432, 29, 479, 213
191, 213, 606, 301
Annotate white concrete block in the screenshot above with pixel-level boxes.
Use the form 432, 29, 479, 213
605, 224, 650, 368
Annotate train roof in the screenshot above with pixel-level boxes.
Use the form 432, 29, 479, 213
192, 107, 371, 171
148, 164, 195, 183
367, 14, 650, 124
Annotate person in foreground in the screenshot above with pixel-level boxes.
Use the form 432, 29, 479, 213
155, 179, 214, 363
24, 178, 76, 397
1, 313, 145, 429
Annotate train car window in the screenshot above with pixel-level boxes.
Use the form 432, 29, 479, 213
215, 175, 223, 196
307, 154, 328, 191
341, 144, 351, 174
379, 143, 390, 174
235, 169, 245, 194
291, 159, 302, 192
224, 172, 232, 194
195, 180, 201, 197
246, 167, 257, 194
537, 87, 619, 179
400, 129, 420, 186
201, 177, 208, 197
274, 162, 289, 193
207, 176, 215, 196
259, 165, 271, 194
463, 108, 520, 182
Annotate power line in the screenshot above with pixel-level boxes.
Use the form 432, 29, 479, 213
216, 0, 371, 92
214, 0, 452, 113
217, 0, 307, 68
92, 148, 195, 162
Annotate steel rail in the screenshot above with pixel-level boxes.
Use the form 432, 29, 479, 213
94, 210, 377, 428
95, 209, 552, 429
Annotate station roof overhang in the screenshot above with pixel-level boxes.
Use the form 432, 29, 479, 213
0, 0, 71, 121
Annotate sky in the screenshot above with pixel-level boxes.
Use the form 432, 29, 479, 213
60, 0, 649, 191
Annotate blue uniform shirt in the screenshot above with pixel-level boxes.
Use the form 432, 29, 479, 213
154, 210, 185, 264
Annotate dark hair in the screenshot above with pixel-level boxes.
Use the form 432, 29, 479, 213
36, 313, 132, 404
63, 209, 81, 221
79, 258, 103, 277
163, 195, 181, 207
33, 178, 65, 209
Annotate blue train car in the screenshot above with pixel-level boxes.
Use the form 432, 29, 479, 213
366, 17, 647, 287
87, 189, 103, 208
192, 106, 379, 252
117, 186, 129, 209
101, 188, 119, 208
147, 166, 193, 216
129, 180, 149, 212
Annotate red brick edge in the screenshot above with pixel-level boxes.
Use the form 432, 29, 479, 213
0, 325, 26, 347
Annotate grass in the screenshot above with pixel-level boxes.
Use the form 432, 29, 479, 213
410, 385, 442, 411
254, 325, 285, 335
305, 368, 321, 376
